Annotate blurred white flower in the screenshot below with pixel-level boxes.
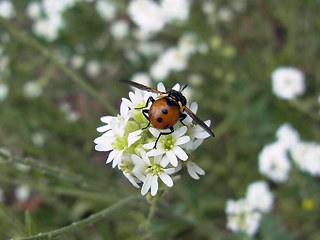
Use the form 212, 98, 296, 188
23, 81, 43, 98
276, 123, 300, 151
70, 55, 85, 69
86, 60, 101, 77
245, 181, 274, 213
271, 67, 305, 100
15, 185, 31, 202
161, 0, 190, 22
226, 199, 262, 236
42, 0, 74, 16
111, 20, 129, 39
130, 72, 152, 87
0, 83, 9, 101
161, 47, 188, 71
178, 33, 198, 56
291, 141, 320, 177
32, 15, 64, 41
0, 0, 15, 19
31, 132, 46, 147
258, 142, 291, 183
128, 0, 166, 33
186, 161, 205, 180
202, 1, 216, 15
137, 41, 164, 57
95, 0, 117, 22
131, 151, 175, 196
150, 61, 170, 81
26, 1, 42, 20
217, 7, 233, 22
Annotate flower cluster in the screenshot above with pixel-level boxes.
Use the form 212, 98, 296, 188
94, 82, 211, 196
226, 181, 274, 236
259, 123, 320, 181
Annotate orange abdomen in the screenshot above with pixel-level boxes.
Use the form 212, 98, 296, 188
149, 98, 180, 129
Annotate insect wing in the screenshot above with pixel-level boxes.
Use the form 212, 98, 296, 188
185, 107, 215, 137
120, 80, 163, 94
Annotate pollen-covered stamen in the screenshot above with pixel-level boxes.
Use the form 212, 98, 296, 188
112, 135, 128, 150
161, 136, 175, 151
146, 163, 164, 176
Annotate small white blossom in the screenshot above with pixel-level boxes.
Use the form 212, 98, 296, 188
70, 55, 85, 69
15, 185, 31, 202
32, 15, 64, 41
271, 67, 305, 100
145, 126, 190, 167
31, 132, 46, 147
111, 20, 129, 40
226, 199, 262, 236
131, 151, 175, 196
258, 142, 291, 183
0, 0, 15, 19
245, 181, 274, 213
86, 60, 101, 77
186, 161, 205, 180
161, 0, 190, 22
26, 1, 42, 20
291, 141, 320, 177
275, 123, 300, 151
128, 0, 166, 33
130, 72, 152, 87
95, 0, 117, 22
0, 83, 9, 101
23, 81, 43, 98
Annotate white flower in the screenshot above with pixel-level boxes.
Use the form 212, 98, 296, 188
217, 7, 233, 22
291, 141, 320, 177
23, 81, 43, 98
186, 161, 205, 180
258, 142, 291, 183
159, 47, 188, 72
150, 61, 170, 81
95, 0, 117, 22
111, 20, 129, 40
178, 33, 198, 56
15, 185, 31, 202
271, 67, 305, 99
275, 123, 300, 151
0, 0, 15, 19
32, 15, 64, 41
245, 181, 274, 213
130, 72, 152, 87
131, 151, 175, 196
0, 83, 9, 101
226, 199, 262, 236
26, 1, 42, 20
161, 0, 190, 22
86, 60, 101, 77
128, 0, 166, 33
94, 105, 142, 168
70, 55, 85, 69
145, 126, 190, 167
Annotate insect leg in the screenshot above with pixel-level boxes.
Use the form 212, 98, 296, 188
141, 109, 151, 130
135, 96, 155, 110
153, 127, 174, 149
179, 113, 187, 126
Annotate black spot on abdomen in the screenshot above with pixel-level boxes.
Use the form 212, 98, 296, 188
157, 117, 162, 123
161, 108, 168, 114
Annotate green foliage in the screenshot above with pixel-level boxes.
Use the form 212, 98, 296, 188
0, 0, 319, 239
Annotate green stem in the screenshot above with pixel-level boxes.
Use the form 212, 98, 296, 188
8, 195, 143, 240
0, 150, 107, 192
0, 17, 117, 115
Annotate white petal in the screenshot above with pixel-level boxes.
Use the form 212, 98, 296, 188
121, 98, 133, 109
161, 155, 170, 167
106, 150, 117, 164
100, 116, 113, 123
159, 173, 173, 187
175, 136, 190, 145
123, 172, 140, 188
141, 175, 152, 196
143, 142, 156, 149
172, 126, 187, 138
194, 131, 210, 139
120, 101, 129, 117
131, 154, 143, 165
172, 83, 180, 91
95, 144, 113, 152
157, 82, 166, 92
173, 146, 188, 161
141, 150, 151, 165
128, 130, 142, 146
189, 102, 198, 113
166, 151, 178, 167
149, 127, 160, 138
96, 125, 111, 133
150, 175, 158, 196
187, 165, 200, 180
164, 167, 178, 175
147, 148, 165, 156
112, 150, 123, 168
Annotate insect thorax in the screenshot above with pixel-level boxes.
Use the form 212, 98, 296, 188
166, 90, 187, 106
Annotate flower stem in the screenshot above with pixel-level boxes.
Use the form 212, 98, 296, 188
8, 195, 143, 240
0, 150, 107, 192
0, 17, 117, 115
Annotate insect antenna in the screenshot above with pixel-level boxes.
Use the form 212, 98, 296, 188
180, 84, 188, 92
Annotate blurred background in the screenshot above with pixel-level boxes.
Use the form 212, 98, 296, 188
0, 0, 319, 239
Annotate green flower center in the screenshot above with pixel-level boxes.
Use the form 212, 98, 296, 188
112, 135, 128, 150
161, 135, 175, 151
146, 163, 163, 176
